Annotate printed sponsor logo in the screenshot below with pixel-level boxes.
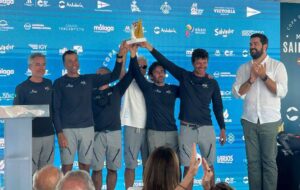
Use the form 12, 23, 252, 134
0, 68, 14, 77
246, 7, 261, 17
214, 7, 235, 16
160, 1, 171, 14
0, 44, 14, 54
190, 3, 203, 16
214, 28, 234, 37
94, 24, 114, 33
0, 0, 14, 6
217, 155, 234, 164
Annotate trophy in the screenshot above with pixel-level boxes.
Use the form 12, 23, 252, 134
126, 20, 146, 44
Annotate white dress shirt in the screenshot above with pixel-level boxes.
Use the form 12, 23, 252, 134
232, 55, 288, 124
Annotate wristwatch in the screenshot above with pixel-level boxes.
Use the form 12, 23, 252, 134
116, 54, 123, 59
262, 75, 268, 82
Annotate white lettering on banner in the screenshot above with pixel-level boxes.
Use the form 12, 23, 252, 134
186, 49, 194, 57
0, 68, 15, 76
0, 92, 14, 101
154, 26, 176, 34
94, 24, 114, 33
214, 7, 235, 16
241, 30, 264, 37
73, 45, 83, 54
59, 24, 84, 32
191, 3, 204, 16
59, 47, 68, 55
24, 23, 51, 30
59, 1, 84, 9
282, 42, 300, 53
0, 20, 14, 31
225, 177, 236, 184
102, 50, 117, 67
215, 28, 234, 37
0, 44, 14, 54
36, 0, 50, 7
0, 0, 14, 6
217, 155, 234, 164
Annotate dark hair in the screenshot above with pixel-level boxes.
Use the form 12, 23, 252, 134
250, 33, 268, 45
148, 62, 166, 76
62, 50, 77, 63
191, 48, 209, 63
143, 146, 180, 190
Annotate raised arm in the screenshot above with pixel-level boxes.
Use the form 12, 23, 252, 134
139, 41, 186, 81
130, 44, 151, 93
93, 42, 129, 86
119, 41, 129, 79
117, 56, 134, 96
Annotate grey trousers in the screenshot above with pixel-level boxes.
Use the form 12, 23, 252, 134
242, 119, 282, 190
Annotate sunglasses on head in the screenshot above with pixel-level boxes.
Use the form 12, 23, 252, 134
139, 65, 147, 69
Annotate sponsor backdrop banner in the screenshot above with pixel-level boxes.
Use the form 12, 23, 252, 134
0, 0, 280, 189
280, 3, 300, 135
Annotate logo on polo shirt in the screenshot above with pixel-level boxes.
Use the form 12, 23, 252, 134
66, 83, 74, 88
44, 86, 50, 91
202, 83, 208, 88
155, 89, 162, 93
29, 89, 38, 94
80, 80, 86, 85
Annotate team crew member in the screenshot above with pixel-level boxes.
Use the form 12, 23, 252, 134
139, 41, 226, 190
121, 54, 149, 189
132, 55, 179, 153
91, 43, 134, 190
14, 53, 54, 174
53, 48, 122, 174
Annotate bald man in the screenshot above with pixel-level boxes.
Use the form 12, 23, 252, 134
56, 170, 95, 190
33, 165, 63, 190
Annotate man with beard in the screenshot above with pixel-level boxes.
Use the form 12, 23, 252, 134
131, 59, 179, 154
232, 33, 288, 190
139, 41, 226, 190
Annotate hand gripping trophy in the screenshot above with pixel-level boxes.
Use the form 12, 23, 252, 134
127, 19, 146, 44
